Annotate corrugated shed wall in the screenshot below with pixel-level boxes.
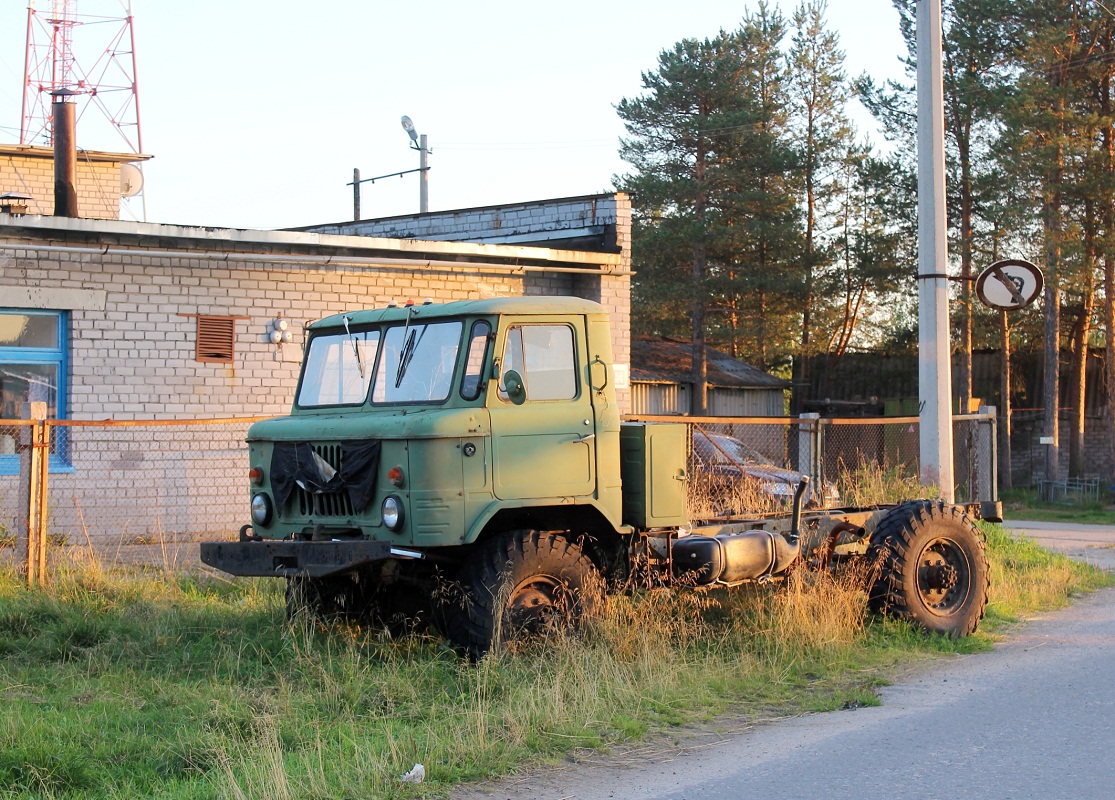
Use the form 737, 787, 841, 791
709, 388, 785, 417
631, 382, 785, 417
631, 382, 689, 415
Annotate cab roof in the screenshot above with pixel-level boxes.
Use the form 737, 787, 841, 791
309, 295, 607, 329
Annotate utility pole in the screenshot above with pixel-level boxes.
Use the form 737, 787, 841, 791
917, 0, 955, 501
353, 168, 360, 221
418, 133, 429, 214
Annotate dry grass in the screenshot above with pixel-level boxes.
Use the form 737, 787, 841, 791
687, 472, 783, 519
836, 459, 940, 506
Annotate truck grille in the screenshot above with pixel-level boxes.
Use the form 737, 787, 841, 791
294, 444, 355, 517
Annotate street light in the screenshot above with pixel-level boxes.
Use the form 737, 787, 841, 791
400, 115, 430, 214
347, 117, 432, 220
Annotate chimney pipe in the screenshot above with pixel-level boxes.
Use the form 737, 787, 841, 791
52, 90, 79, 218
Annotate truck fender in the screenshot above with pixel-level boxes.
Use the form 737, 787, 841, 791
464, 498, 618, 545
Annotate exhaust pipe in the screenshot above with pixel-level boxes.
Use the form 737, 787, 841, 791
789, 476, 810, 543
672, 477, 812, 586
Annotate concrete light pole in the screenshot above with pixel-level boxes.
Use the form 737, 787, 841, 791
401, 116, 430, 213
348, 118, 432, 220
917, 0, 955, 501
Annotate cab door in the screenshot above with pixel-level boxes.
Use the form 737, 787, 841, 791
487, 318, 596, 500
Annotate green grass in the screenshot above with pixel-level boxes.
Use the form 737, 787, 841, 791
1000, 487, 1115, 524
0, 531, 1108, 800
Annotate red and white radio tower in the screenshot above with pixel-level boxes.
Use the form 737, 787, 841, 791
20, 0, 145, 215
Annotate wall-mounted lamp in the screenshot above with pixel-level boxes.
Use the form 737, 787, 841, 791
269, 313, 294, 358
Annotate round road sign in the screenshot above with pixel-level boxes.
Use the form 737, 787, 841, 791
975, 259, 1043, 311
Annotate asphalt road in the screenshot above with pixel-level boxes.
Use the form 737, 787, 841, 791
455, 520, 1115, 800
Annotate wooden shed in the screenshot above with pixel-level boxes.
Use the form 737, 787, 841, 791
630, 336, 789, 416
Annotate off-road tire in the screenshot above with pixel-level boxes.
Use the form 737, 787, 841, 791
442, 530, 604, 659
868, 500, 990, 637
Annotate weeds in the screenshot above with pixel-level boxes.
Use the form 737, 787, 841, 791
1000, 487, 1115, 525
835, 459, 942, 506
0, 527, 1108, 799
687, 470, 782, 519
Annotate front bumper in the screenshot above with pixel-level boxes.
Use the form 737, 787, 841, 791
199, 538, 396, 578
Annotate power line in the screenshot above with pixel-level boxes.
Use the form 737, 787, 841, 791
438, 139, 617, 152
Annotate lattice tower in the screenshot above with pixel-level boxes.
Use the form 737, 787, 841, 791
21, 0, 143, 154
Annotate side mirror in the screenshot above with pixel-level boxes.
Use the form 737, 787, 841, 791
502, 369, 526, 405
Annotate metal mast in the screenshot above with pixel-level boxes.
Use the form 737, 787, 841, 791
20, 0, 146, 217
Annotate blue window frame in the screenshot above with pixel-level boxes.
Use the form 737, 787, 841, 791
0, 310, 69, 475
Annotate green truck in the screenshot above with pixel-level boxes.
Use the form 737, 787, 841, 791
200, 296, 993, 657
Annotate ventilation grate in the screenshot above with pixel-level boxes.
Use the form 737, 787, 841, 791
196, 315, 237, 363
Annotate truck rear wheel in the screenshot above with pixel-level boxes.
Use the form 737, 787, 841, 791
443, 530, 604, 659
868, 500, 990, 637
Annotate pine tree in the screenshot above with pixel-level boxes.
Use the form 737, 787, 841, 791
787, 0, 856, 405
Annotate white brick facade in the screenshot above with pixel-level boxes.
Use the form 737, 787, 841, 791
0, 212, 632, 420
0, 144, 146, 221
302, 193, 633, 410
0, 206, 632, 543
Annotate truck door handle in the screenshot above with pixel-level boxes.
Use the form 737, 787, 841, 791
573, 433, 596, 443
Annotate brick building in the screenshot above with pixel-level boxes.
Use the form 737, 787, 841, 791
0, 143, 148, 221
0, 209, 631, 423
0, 203, 632, 542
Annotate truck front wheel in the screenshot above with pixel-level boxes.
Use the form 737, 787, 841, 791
443, 530, 604, 659
868, 500, 990, 637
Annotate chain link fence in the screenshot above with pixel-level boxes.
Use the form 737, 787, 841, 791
2, 418, 262, 574
4, 412, 997, 576
628, 412, 998, 511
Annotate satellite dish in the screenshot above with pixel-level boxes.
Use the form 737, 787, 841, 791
120, 163, 144, 197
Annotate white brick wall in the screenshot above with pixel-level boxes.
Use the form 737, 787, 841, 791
303, 192, 633, 411
1, 147, 131, 220
0, 227, 629, 419
0, 214, 633, 542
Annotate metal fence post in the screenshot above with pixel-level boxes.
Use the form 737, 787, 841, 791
977, 406, 998, 503
17, 402, 48, 587
798, 413, 821, 489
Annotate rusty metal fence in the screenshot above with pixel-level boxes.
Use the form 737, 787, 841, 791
3, 412, 997, 581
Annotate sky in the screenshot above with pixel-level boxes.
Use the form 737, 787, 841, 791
0, 0, 910, 231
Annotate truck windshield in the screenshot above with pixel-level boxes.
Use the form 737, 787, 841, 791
297, 330, 380, 406
372, 321, 462, 403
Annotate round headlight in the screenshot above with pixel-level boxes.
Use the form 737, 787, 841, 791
382, 495, 404, 531
250, 493, 273, 526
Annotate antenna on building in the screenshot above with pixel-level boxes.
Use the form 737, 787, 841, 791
20, 0, 147, 219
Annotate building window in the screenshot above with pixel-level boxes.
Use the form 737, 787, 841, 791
196, 315, 237, 363
0, 310, 66, 419
0, 309, 67, 473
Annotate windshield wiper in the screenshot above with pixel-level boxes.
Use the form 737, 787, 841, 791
395, 306, 434, 389
342, 315, 365, 379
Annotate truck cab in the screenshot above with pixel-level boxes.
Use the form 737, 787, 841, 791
241, 296, 624, 547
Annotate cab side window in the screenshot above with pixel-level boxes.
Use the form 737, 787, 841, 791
498, 324, 577, 402
460, 321, 491, 400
